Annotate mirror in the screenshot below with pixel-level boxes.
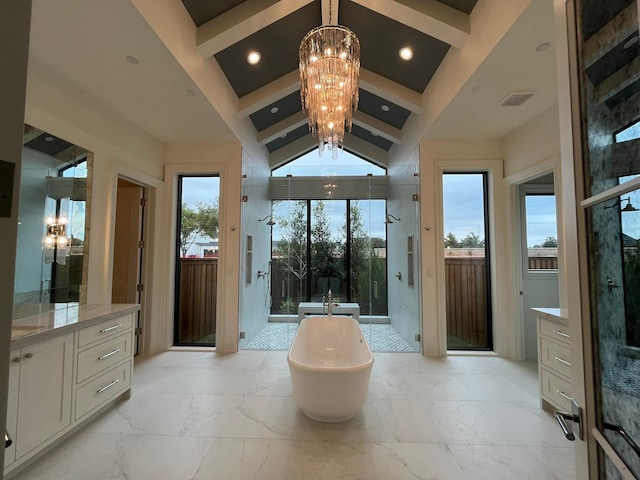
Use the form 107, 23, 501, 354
13, 125, 92, 318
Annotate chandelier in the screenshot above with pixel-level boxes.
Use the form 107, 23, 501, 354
299, 21, 360, 159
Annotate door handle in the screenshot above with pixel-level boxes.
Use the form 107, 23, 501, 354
554, 397, 583, 441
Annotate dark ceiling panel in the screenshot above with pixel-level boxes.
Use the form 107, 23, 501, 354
266, 124, 310, 153
585, 30, 639, 86
358, 89, 411, 130
349, 124, 393, 151
604, 78, 640, 110
215, 2, 321, 97
581, 0, 634, 41
340, 1, 450, 93
439, 0, 479, 15
250, 90, 302, 131
181, 0, 245, 27
24, 134, 73, 156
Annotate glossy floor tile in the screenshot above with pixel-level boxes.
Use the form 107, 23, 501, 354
9, 351, 576, 480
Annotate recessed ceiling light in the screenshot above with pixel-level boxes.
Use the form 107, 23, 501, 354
270, 106, 279, 114
399, 47, 413, 60
247, 51, 261, 65
125, 55, 139, 64
381, 104, 390, 112
44, 136, 54, 142
185, 89, 196, 97
535, 42, 550, 52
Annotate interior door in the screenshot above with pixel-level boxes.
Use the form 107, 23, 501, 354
112, 179, 144, 354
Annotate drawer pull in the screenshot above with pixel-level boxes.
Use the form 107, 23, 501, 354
555, 356, 572, 366
98, 349, 121, 360
23, 352, 34, 359
100, 324, 122, 333
557, 390, 572, 401
97, 379, 120, 394
552, 330, 570, 339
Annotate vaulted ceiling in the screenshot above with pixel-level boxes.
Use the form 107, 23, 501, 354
26, 0, 559, 168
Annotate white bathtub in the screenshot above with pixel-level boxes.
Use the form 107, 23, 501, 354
287, 315, 374, 423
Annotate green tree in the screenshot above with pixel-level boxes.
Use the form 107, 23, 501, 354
541, 236, 558, 247
274, 200, 308, 308
444, 232, 460, 248
460, 232, 484, 248
311, 201, 344, 286
179, 204, 200, 256
179, 201, 219, 257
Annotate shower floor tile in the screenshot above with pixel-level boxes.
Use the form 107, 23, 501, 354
245, 321, 416, 352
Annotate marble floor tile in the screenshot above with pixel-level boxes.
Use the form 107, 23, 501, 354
449, 444, 576, 480
8, 351, 576, 480
370, 442, 469, 480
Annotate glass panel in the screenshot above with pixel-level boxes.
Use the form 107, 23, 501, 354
350, 199, 387, 317
587, 190, 640, 478
174, 175, 219, 346
271, 200, 308, 317
272, 149, 385, 176
525, 194, 558, 271
309, 200, 346, 302
577, 0, 640, 197
443, 173, 492, 350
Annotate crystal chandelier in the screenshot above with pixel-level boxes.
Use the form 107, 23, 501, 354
299, 21, 360, 159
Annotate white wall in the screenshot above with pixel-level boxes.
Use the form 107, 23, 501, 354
387, 146, 421, 349
163, 144, 243, 353
502, 104, 563, 359
418, 140, 505, 356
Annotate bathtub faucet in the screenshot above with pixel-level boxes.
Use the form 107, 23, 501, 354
323, 290, 337, 316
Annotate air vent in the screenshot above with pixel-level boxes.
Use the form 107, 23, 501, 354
500, 91, 535, 107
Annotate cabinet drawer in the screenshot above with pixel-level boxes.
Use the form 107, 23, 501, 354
78, 314, 134, 348
75, 361, 131, 420
540, 337, 572, 378
77, 332, 133, 384
541, 367, 572, 412
539, 318, 570, 346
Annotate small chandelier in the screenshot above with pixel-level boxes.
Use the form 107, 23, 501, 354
299, 21, 360, 159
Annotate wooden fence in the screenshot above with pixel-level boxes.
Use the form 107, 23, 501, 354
177, 258, 217, 344
445, 257, 489, 348
528, 257, 558, 270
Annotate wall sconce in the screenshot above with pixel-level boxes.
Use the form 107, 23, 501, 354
44, 196, 71, 265
605, 197, 638, 212
45, 215, 69, 248
385, 214, 401, 224
258, 214, 276, 226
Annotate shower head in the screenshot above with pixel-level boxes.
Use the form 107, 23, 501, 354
258, 214, 276, 225
385, 214, 401, 224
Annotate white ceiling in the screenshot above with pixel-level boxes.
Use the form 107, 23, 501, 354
26, 0, 558, 149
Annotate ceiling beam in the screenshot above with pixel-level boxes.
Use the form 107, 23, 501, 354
257, 111, 308, 144
595, 54, 640, 105
197, 0, 313, 58
322, 0, 339, 25
583, 3, 637, 68
269, 135, 317, 168
360, 68, 423, 113
352, 110, 403, 143
238, 71, 300, 117
350, 0, 469, 48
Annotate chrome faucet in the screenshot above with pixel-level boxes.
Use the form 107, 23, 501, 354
323, 289, 334, 316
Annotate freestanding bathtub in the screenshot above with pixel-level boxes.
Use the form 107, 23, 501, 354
287, 315, 374, 423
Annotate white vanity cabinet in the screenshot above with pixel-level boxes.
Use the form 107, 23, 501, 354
534, 308, 572, 412
74, 313, 134, 421
5, 332, 74, 465
5, 305, 138, 478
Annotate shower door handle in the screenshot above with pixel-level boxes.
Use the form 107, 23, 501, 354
373, 281, 378, 298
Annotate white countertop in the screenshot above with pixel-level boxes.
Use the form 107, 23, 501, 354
11, 303, 140, 348
531, 307, 568, 323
